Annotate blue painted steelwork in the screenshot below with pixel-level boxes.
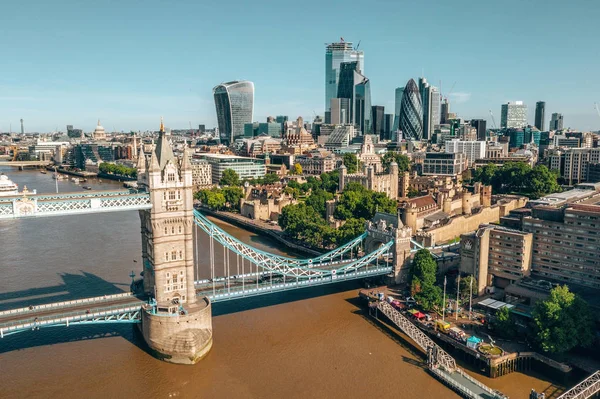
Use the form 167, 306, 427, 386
0, 303, 142, 338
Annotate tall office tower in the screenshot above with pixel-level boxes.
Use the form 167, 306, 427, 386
337, 61, 371, 134
20, 119, 24, 135
325, 40, 364, 114
550, 113, 564, 130
384, 114, 394, 140
440, 98, 450, 124
534, 101, 545, 131
198, 124, 206, 133
393, 87, 404, 131
213, 80, 254, 145
470, 119, 487, 141
330, 98, 351, 124
429, 86, 441, 131
371, 105, 385, 139
418, 78, 432, 139
398, 78, 423, 140
500, 101, 527, 129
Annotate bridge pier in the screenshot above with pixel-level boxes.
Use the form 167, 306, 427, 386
139, 298, 213, 364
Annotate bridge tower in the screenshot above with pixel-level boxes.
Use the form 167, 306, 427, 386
136, 119, 212, 364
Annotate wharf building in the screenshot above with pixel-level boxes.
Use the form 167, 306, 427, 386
213, 81, 254, 146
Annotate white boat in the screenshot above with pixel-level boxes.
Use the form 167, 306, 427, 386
71, 177, 80, 184
53, 174, 66, 180
0, 174, 36, 196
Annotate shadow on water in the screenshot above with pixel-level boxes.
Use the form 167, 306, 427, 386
0, 271, 129, 312
0, 271, 145, 355
211, 280, 368, 316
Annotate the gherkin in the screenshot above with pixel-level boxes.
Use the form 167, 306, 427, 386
399, 78, 423, 140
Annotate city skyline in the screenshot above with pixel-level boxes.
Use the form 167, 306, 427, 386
1, 0, 599, 133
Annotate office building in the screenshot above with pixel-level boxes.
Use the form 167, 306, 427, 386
324, 125, 356, 150
444, 139, 486, 166
422, 152, 467, 176
419, 78, 431, 139
330, 98, 351, 124
371, 105, 385, 139
418, 78, 440, 140
460, 225, 533, 294
398, 78, 423, 140
67, 124, 83, 138
547, 147, 600, 185
500, 101, 527, 129
213, 80, 254, 145
522, 205, 600, 290
198, 153, 265, 184
429, 86, 441, 131
198, 124, 206, 133
440, 98, 450, 124
550, 113, 564, 130
393, 87, 404, 131
470, 119, 487, 141
325, 40, 364, 114
507, 129, 525, 149
383, 114, 394, 140
295, 149, 339, 175
337, 61, 371, 134
534, 101, 545, 131
190, 159, 212, 189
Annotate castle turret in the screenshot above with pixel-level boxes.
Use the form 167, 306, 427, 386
339, 164, 347, 191
481, 185, 492, 207
462, 190, 473, 215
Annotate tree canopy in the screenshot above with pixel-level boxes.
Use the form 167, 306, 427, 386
291, 163, 303, 175
100, 163, 137, 178
532, 285, 594, 354
333, 183, 397, 220
382, 152, 411, 173
409, 249, 442, 311
195, 186, 244, 212
471, 162, 560, 199
220, 169, 240, 186
342, 153, 361, 174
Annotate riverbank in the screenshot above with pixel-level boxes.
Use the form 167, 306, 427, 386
197, 206, 323, 257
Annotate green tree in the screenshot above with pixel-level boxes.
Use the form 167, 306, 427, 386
220, 169, 240, 186
343, 153, 361, 174
471, 163, 497, 186
291, 163, 303, 175
195, 188, 226, 210
472, 162, 560, 199
305, 189, 334, 218
407, 187, 421, 198
382, 152, 411, 173
335, 218, 366, 245
532, 285, 594, 354
492, 306, 517, 338
222, 186, 244, 211
459, 275, 478, 300
334, 183, 397, 220
263, 173, 280, 184
410, 250, 441, 311
320, 170, 339, 193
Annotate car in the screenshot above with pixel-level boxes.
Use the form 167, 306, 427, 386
405, 296, 416, 303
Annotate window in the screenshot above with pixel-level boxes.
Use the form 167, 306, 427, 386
163, 192, 166, 200
168, 173, 176, 182
178, 226, 182, 234
179, 250, 183, 259
165, 252, 169, 261
169, 191, 176, 200
177, 191, 181, 200
171, 226, 175, 234
173, 274, 178, 283
164, 227, 168, 235
171, 251, 177, 260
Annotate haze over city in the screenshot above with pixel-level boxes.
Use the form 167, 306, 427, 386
1, 0, 599, 132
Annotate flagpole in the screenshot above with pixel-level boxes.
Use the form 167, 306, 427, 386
442, 275, 447, 322
469, 276, 473, 321
456, 274, 460, 321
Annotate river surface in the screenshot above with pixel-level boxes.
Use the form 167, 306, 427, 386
0, 168, 564, 399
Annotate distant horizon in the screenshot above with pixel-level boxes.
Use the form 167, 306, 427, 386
1, 0, 599, 133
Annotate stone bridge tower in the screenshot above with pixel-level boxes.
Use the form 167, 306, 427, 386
364, 211, 413, 285
136, 119, 212, 364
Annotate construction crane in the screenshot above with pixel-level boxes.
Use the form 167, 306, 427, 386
354, 40, 361, 51
489, 110, 498, 129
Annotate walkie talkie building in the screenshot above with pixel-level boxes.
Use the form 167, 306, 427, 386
213, 81, 254, 146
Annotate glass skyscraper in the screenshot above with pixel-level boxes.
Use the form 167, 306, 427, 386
535, 101, 545, 131
398, 78, 423, 140
500, 101, 527, 129
393, 87, 404, 131
418, 77, 441, 140
213, 81, 254, 145
325, 40, 364, 113
336, 61, 371, 134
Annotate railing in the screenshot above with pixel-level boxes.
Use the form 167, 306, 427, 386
376, 301, 456, 371
0, 302, 142, 336
430, 367, 478, 399
455, 368, 507, 398
0, 292, 134, 318
557, 371, 600, 399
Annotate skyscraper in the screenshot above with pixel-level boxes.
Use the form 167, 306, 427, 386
337, 61, 371, 134
325, 40, 364, 114
384, 114, 394, 140
500, 101, 527, 129
398, 78, 423, 140
330, 98, 351, 124
213, 81, 254, 145
440, 98, 450, 124
429, 86, 441, 130
550, 113, 564, 130
470, 119, 487, 141
393, 87, 404, 131
534, 101, 545, 131
419, 78, 431, 139
371, 105, 385, 139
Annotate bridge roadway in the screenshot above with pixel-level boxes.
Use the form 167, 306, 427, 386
0, 160, 52, 167
0, 293, 143, 337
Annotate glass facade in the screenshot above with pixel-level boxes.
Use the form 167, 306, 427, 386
371, 105, 385, 139
500, 101, 527, 129
535, 101, 545, 131
336, 61, 371, 134
429, 86, 441, 130
213, 81, 254, 145
199, 154, 265, 184
325, 41, 364, 113
393, 87, 404, 131
398, 78, 423, 140
550, 113, 564, 130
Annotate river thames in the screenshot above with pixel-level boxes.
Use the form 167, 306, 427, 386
0, 168, 563, 398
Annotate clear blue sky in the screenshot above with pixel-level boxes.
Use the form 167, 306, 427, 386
1, 0, 599, 133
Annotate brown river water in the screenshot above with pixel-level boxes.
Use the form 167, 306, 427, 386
0, 168, 564, 398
